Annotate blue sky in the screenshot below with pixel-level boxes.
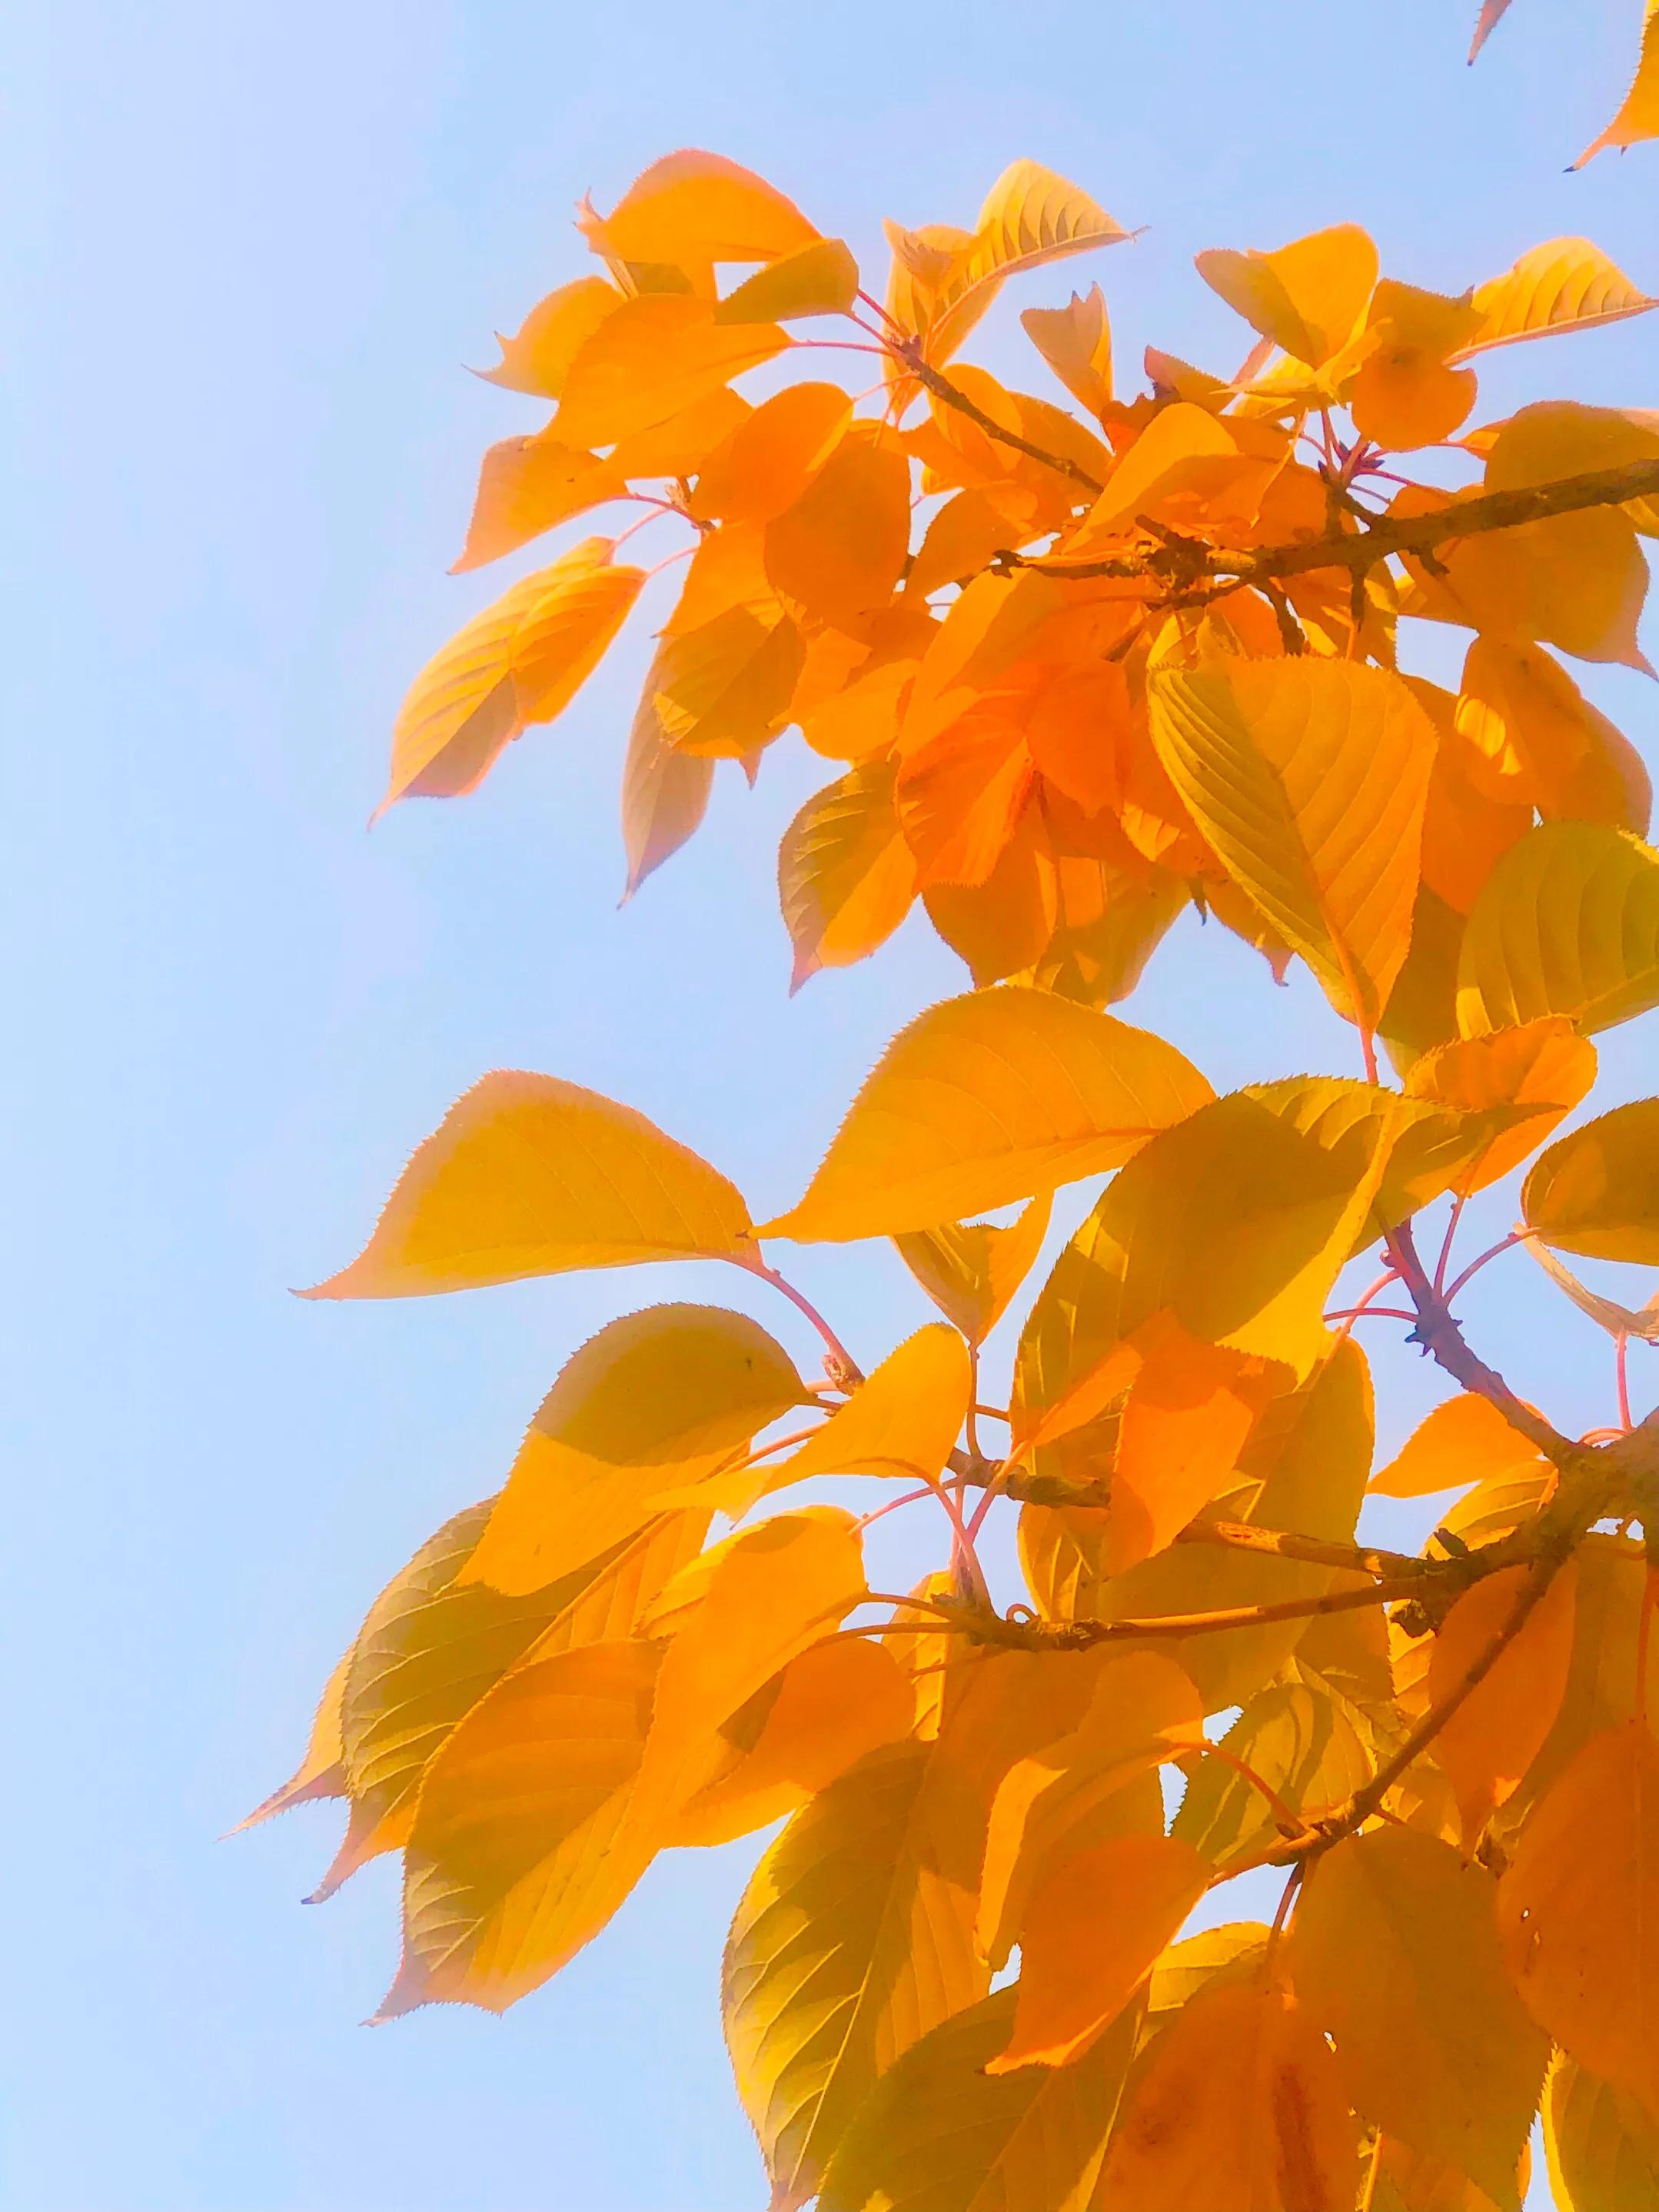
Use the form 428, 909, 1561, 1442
5, 2, 1657, 2205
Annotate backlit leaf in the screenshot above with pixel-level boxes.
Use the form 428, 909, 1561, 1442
715, 238, 859, 323
554, 296, 790, 451
1499, 1721, 1659, 2117
1455, 823, 1659, 1036
986, 1834, 1210, 2072
1288, 1827, 1548, 2206
893, 1195, 1052, 1345
1094, 1976, 1364, 2210
651, 603, 806, 760
1371, 1394, 1548, 1500
1526, 1240, 1659, 1340
1428, 1562, 1578, 1841
1405, 1018, 1597, 1192
474, 274, 622, 396
1174, 1681, 1371, 1871
236, 1654, 349, 1830
761, 986, 1212, 1243
620, 671, 714, 898
779, 760, 918, 990
1195, 223, 1378, 367
460, 1305, 806, 1594
1020, 284, 1113, 417
1544, 2054, 1659, 2212
1149, 657, 1435, 1027
688, 382, 851, 524
1455, 238, 1657, 358
818, 1985, 1139, 2212
1574, 2, 1659, 167
1523, 1099, 1659, 1263
378, 541, 643, 811
583, 149, 820, 266
300, 1072, 752, 1298
765, 430, 912, 630
450, 436, 627, 572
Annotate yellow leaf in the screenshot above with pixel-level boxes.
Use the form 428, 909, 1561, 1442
924, 807, 1060, 986
1064, 406, 1272, 551
1020, 1339, 1373, 1711
1094, 1976, 1364, 2210
1173, 1681, 1371, 1872
1574, 1, 1659, 165
379, 541, 643, 812
893, 1195, 1052, 1345
459, 1305, 806, 1595
1149, 657, 1435, 1028
554, 296, 790, 451
605, 384, 753, 479
688, 381, 851, 524
384, 1511, 861, 2019
450, 435, 627, 572
1524, 1099, 1659, 1263
1021, 283, 1113, 417
896, 162, 1129, 372
1456, 237, 1657, 357
698, 1324, 971, 1515
1544, 2053, 1659, 2212
1288, 1827, 1548, 2207
1499, 1720, 1659, 2116
977, 1650, 1202, 1973
1016, 1086, 1409, 1399
1195, 222, 1378, 367
1405, 1018, 1597, 1192
234, 1652, 349, 1831
474, 274, 622, 397
620, 672, 713, 898
1456, 647, 1651, 839
817, 1985, 1140, 2212
1525, 1239, 1659, 1340
1429, 1562, 1579, 1841
1370, 1393, 1547, 1500
651, 604, 805, 759
725, 1645, 1086, 2210
1455, 823, 1659, 1036
714, 238, 859, 323
583, 149, 820, 266
308, 1499, 622, 1898
778, 760, 919, 990
667, 1635, 916, 1848
986, 1834, 1210, 2072
765, 429, 912, 630
760, 986, 1212, 1244
300, 1070, 753, 1298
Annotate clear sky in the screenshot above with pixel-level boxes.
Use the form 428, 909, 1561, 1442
5, 2, 1656, 2205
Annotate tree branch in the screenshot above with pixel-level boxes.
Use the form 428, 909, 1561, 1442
895, 344, 1107, 495
991, 456, 1659, 597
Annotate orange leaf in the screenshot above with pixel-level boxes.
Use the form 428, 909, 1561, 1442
1574, 2, 1659, 165
1094, 1977, 1363, 2210
554, 295, 790, 451
378, 540, 643, 812
1429, 1562, 1579, 1841
1349, 280, 1480, 451
1500, 1720, 1659, 2116
582, 149, 820, 265
764, 429, 911, 630
779, 760, 918, 989
1195, 223, 1378, 368
620, 672, 714, 898
713, 238, 859, 324
450, 434, 627, 573
1021, 283, 1113, 417
1456, 236, 1657, 357
1370, 1392, 1549, 1499
896, 703, 1034, 888
1106, 1313, 1277, 1573
688, 382, 851, 525
474, 274, 622, 397
1404, 1018, 1597, 1192
986, 1834, 1211, 2071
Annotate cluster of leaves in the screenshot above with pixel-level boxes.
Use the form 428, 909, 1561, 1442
252, 101, 1659, 2212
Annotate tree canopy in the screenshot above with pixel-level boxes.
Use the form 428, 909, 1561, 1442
248, 12, 1659, 2207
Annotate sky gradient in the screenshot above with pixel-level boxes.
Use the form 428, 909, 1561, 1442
7, 2, 1657, 2204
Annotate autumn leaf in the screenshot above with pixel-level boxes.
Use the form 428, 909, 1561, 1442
1428, 1562, 1579, 1841
620, 672, 714, 897
1499, 1721, 1659, 2117
1544, 2053, 1659, 2212
688, 382, 852, 524
714, 238, 859, 324
459, 1305, 806, 1594
1523, 1099, 1659, 1263
778, 760, 919, 988
378, 541, 643, 813
553, 296, 791, 452
1195, 222, 1378, 368
1371, 1393, 1548, 1499
1574, 2, 1659, 167
1526, 1239, 1659, 1341
299, 1071, 753, 1298
1173, 1681, 1371, 1871
1405, 1018, 1597, 1192
1020, 284, 1113, 417
1455, 823, 1659, 1036
761, 986, 1212, 1243
1288, 1827, 1548, 2206
1455, 237, 1657, 357
234, 1654, 348, 1831
893, 1195, 1051, 1345
473, 274, 621, 397
580, 150, 821, 268
1093, 1975, 1364, 2211
817, 1986, 1140, 2212
1149, 657, 1436, 1029
450, 436, 627, 572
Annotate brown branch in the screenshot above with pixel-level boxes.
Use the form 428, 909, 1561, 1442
952, 1574, 1428, 1654
1178, 1516, 1428, 1582
992, 455, 1659, 595
896, 344, 1106, 495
